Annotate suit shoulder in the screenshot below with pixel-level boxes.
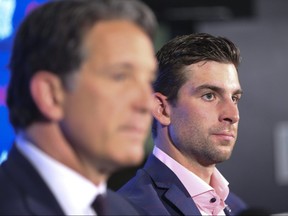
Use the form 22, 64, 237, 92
106, 189, 142, 215
117, 168, 171, 215
0, 166, 28, 214
118, 168, 153, 196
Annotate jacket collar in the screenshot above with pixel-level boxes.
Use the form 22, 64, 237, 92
3, 145, 65, 215
143, 154, 201, 215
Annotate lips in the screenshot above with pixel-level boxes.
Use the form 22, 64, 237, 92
126, 126, 146, 134
119, 116, 151, 140
119, 125, 148, 138
211, 131, 236, 143
213, 132, 235, 138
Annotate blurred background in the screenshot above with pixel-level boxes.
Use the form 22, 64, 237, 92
1, 0, 287, 214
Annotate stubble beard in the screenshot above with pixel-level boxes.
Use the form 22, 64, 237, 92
169, 121, 237, 167
175, 130, 236, 167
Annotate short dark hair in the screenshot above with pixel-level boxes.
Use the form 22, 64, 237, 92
7, 0, 157, 130
152, 33, 241, 138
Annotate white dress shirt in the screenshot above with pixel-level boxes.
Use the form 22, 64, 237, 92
16, 134, 106, 215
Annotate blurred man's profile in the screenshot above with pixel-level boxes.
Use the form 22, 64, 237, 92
0, 0, 157, 215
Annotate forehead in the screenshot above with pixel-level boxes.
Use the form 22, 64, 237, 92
183, 61, 241, 91
81, 20, 156, 69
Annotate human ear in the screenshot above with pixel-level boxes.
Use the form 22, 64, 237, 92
152, 92, 171, 126
30, 71, 65, 121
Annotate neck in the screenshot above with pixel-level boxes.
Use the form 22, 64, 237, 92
154, 129, 215, 185
23, 122, 109, 185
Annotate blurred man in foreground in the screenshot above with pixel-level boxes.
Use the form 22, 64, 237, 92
0, 0, 157, 215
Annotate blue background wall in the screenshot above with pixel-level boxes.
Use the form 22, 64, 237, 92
0, 0, 48, 163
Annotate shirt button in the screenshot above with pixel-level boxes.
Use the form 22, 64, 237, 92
210, 197, 217, 203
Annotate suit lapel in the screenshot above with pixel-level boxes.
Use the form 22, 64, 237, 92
144, 155, 201, 215
164, 184, 202, 215
224, 205, 232, 216
3, 145, 65, 215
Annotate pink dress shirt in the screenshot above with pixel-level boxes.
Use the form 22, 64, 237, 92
153, 146, 229, 215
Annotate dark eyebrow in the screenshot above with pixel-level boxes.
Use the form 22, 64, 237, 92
194, 84, 243, 95
107, 62, 157, 80
109, 62, 134, 70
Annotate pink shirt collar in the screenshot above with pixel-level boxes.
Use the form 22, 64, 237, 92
153, 146, 229, 215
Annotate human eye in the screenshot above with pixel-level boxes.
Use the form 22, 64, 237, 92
232, 94, 241, 104
202, 92, 216, 101
111, 71, 129, 81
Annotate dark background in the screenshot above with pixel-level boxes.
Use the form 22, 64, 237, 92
110, 0, 288, 214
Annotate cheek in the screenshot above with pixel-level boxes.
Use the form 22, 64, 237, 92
172, 105, 204, 127
63, 86, 114, 142
192, 104, 218, 124
171, 105, 210, 137
80, 83, 122, 123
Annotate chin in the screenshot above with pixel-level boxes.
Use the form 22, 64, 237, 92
214, 153, 232, 163
114, 149, 145, 168
125, 151, 145, 166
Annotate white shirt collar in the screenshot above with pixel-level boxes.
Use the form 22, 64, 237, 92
16, 133, 106, 215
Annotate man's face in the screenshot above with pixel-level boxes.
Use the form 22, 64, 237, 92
168, 61, 242, 166
60, 20, 156, 172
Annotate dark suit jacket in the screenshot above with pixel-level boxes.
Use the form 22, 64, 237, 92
118, 154, 247, 216
0, 145, 140, 215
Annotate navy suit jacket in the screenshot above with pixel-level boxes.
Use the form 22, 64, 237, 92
118, 154, 247, 215
0, 145, 140, 215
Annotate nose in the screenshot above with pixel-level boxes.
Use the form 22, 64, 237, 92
219, 99, 240, 124
133, 80, 153, 114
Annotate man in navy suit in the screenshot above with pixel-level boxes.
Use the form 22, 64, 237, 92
119, 33, 248, 215
0, 0, 157, 215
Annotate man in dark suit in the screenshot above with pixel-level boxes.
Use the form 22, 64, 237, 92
0, 0, 157, 215
119, 33, 248, 215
